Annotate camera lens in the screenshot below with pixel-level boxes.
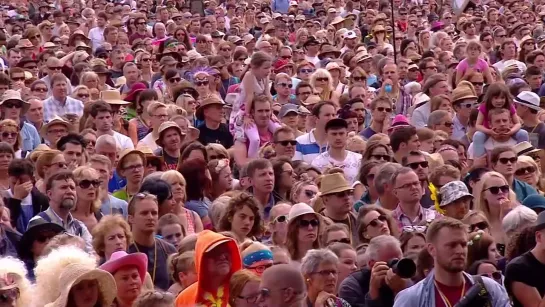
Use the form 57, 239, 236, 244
388, 258, 416, 279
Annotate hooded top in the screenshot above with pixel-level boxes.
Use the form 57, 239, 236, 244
175, 230, 242, 307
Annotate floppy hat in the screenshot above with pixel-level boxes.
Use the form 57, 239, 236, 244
0, 90, 30, 113
344, 30, 357, 39
155, 121, 185, 147
451, 81, 478, 103
196, 96, 225, 120
331, 16, 346, 25
325, 61, 342, 72
439, 181, 473, 207
92, 64, 111, 75
288, 203, 319, 223
68, 30, 90, 46
100, 90, 131, 105
16, 39, 33, 49
16, 57, 38, 68
515, 91, 542, 111
318, 45, 341, 60
514, 141, 542, 156
40, 116, 72, 138
43, 42, 57, 49
99, 251, 148, 282
522, 194, 545, 212
278, 104, 299, 119
320, 173, 353, 196
124, 82, 148, 103
273, 59, 294, 72
116, 149, 147, 175
159, 56, 178, 71
18, 218, 64, 260
44, 263, 117, 307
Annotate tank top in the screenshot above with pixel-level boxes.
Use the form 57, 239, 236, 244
184, 209, 196, 234
136, 116, 150, 141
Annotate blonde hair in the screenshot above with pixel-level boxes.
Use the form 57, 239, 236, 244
35, 150, 63, 179
0, 257, 32, 307
91, 214, 133, 258
310, 69, 334, 101
229, 270, 261, 306
72, 165, 102, 213
516, 155, 544, 190
0, 119, 21, 151
473, 171, 518, 222
168, 251, 195, 283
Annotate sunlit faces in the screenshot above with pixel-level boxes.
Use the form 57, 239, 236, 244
296, 213, 320, 243
483, 175, 511, 207
393, 171, 423, 203
493, 151, 517, 177
428, 227, 468, 272
361, 210, 391, 239
160, 223, 184, 248
306, 261, 338, 294
103, 226, 128, 259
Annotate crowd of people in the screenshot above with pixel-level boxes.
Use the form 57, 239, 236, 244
3, 0, 545, 306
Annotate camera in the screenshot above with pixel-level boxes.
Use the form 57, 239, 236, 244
387, 258, 416, 279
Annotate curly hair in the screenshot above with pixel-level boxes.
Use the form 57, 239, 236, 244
217, 192, 263, 239
506, 225, 537, 261
91, 214, 133, 258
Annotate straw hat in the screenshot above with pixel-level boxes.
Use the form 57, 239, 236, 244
288, 203, 319, 223
100, 90, 131, 105
514, 91, 542, 111
451, 81, 477, 103
99, 251, 148, 282
514, 141, 542, 156
116, 149, 147, 175
319, 173, 354, 196
318, 45, 341, 60
68, 30, 90, 46
155, 121, 185, 147
331, 16, 346, 25
0, 90, 30, 113
44, 263, 117, 307
196, 96, 225, 120
39, 116, 72, 138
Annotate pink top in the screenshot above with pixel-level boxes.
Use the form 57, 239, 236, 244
478, 104, 516, 129
456, 58, 488, 74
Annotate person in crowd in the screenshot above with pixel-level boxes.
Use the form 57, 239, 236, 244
229, 269, 261, 307
328, 242, 358, 292
257, 263, 306, 306
40, 116, 71, 149
88, 154, 128, 218
394, 218, 510, 306
71, 165, 101, 232
240, 242, 273, 277
154, 121, 185, 170
390, 126, 420, 164
167, 251, 197, 296
466, 259, 504, 285
515, 155, 544, 193
522, 194, 545, 215
400, 230, 427, 255
113, 149, 146, 201
90, 100, 134, 151
246, 159, 277, 218
290, 180, 319, 206
56, 133, 86, 169
197, 96, 234, 149
467, 231, 502, 269
91, 214, 132, 264
158, 213, 186, 248
0, 256, 32, 306
502, 205, 538, 238
354, 160, 385, 210
218, 192, 262, 243
357, 205, 399, 244
402, 150, 434, 208
490, 147, 537, 202
266, 202, 291, 247
208, 159, 234, 201
515, 91, 545, 149
286, 203, 322, 263
271, 157, 295, 202
321, 223, 351, 246
372, 162, 402, 211
137, 102, 169, 152
100, 251, 148, 307
179, 159, 213, 229
437, 181, 472, 220
294, 101, 336, 164
0, 90, 40, 152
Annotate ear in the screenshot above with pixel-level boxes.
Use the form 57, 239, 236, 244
427, 242, 436, 258
128, 214, 134, 225
46, 189, 52, 199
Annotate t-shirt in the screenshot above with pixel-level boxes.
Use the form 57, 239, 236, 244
112, 131, 134, 151
477, 104, 517, 129
311, 151, 362, 184
128, 239, 177, 291
522, 122, 545, 149
505, 251, 545, 307
155, 149, 178, 170
198, 123, 234, 149
360, 127, 377, 140
467, 137, 518, 159
434, 277, 472, 307
456, 58, 489, 74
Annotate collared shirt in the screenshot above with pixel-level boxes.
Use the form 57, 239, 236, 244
20, 122, 41, 152
30, 207, 93, 252
452, 114, 467, 141
391, 204, 441, 229
294, 129, 328, 164
395, 89, 413, 116
43, 96, 84, 123
513, 178, 538, 203
40, 74, 73, 97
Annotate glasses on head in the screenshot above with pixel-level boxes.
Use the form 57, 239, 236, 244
407, 161, 429, 170
498, 157, 517, 164
328, 238, 351, 244
298, 218, 319, 228
515, 166, 536, 176
485, 185, 510, 195
371, 154, 391, 161
402, 225, 427, 233
131, 192, 158, 202
78, 179, 101, 189
469, 221, 489, 232
376, 107, 392, 113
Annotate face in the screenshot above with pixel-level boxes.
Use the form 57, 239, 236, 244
52, 79, 68, 98
46, 154, 68, 177
76, 173, 99, 203
151, 107, 168, 128
316, 104, 336, 128
429, 227, 467, 272
120, 155, 144, 184
444, 198, 470, 220
113, 267, 142, 302
297, 213, 319, 243
273, 132, 296, 158
362, 210, 390, 239
405, 154, 429, 181
63, 143, 84, 167
48, 178, 76, 211
251, 166, 274, 194
372, 101, 392, 122
493, 151, 517, 177
488, 242, 501, 262
0, 127, 17, 146
307, 261, 338, 294
483, 176, 510, 207
436, 114, 453, 136
69, 279, 99, 307
103, 225, 127, 259
405, 235, 426, 254
129, 198, 158, 233
95, 144, 116, 167
204, 243, 232, 278
296, 184, 319, 205
234, 280, 261, 307
515, 162, 538, 186
161, 223, 184, 248
393, 171, 423, 203
30, 228, 56, 257
337, 249, 357, 283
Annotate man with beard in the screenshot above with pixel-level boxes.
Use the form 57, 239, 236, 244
394, 218, 510, 306
127, 192, 176, 290
30, 171, 93, 251
176, 230, 241, 306
154, 122, 185, 170
91, 101, 133, 151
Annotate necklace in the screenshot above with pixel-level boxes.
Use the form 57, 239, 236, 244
133, 239, 157, 282
434, 277, 466, 307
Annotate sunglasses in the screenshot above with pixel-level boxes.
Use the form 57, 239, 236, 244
480, 271, 502, 280
141, 58, 151, 62
24, 65, 37, 70
275, 140, 296, 146
49, 161, 67, 168
169, 77, 182, 83
11, 77, 25, 82
352, 76, 365, 82
274, 215, 288, 223
1, 132, 17, 138
278, 82, 293, 88
376, 107, 392, 112
195, 81, 209, 86
298, 219, 320, 228
371, 154, 391, 161
485, 185, 510, 195
300, 68, 314, 74
366, 214, 388, 228
441, 122, 453, 127
48, 66, 63, 71
77, 94, 90, 99
331, 190, 353, 198
316, 77, 329, 82
78, 179, 101, 189
220, 48, 231, 52
407, 161, 429, 169
328, 238, 351, 244
3, 102, 21, 108
498, 157, 517, 164
515, 166, 536, 176
469, 221, 489, 232
33, 87, 48, 92
237, 57, 248, 61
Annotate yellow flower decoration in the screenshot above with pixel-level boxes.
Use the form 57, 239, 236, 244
429, 183, 445, 215
200, 286, 227, 307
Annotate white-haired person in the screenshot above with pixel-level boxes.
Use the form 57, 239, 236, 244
310, 69, 340, 105
301, 248, 351, 306
502, 205, 538, 237
515, 155, 544, 194
0, 256, 32, 307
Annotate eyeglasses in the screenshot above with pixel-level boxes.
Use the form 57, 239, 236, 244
77, 93, 90, 99
248, 263, 273, 274
365, 214, 388, 228
123, 164, 144, 171
498, 157, 517, 164
275, 140, 296, 146
402, 225, 427, 233
24, 65, 37, 70
407, 161, 429, 169
237, 292, 260, 304
29, 35, 41, 40
515, 166, 536, 176
485, 185, 510, 195
169, 77, 182, 83
277, 82, 293, 88
352, 76, 365, 82
480, 271, 502, 280
328, 238, 351, 244
371, 154, 391, 161
48, 66, 63, 71
316, 77, 329, 82
312, 269, 338, 276
33, 87, 48, 92
274, 215, 288, 223
300, 68, 314, 74
376, 107, 392, 113
78, 179, 101, 189
459, 102, 476, 109
3, 102, 21, 108
441, 122, 453, 127
195, 81, 209, 86
49, 161, 67, 168
10, 77, 25, 82
1, 132, 17, 139
471, 81, 484, 86
469, 221, 489, 232
298, 219, 319, 228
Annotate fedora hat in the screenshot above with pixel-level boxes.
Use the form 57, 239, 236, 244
44, 263, 117, 307
515, 91, 542, 111
288, 203, 320, 224
18, 218, 64, 260
99, 251, 148, 282
16, 39, 33, 49
318, 45, 341, 60
0, 90, 29, 113
155, 121, 185, 147
39, 116, 72, 138
196, 96, 225, 120
159, 56, 178, 71
320, 173, 353, 196
92, 64, 111, 75
68, 30, 90, 46
116, 149, 147, 176
514, 141, 542, 156
100, 90, 131, 105
451, 81, 477, 103
74, 41, 92, 53
331, 16, 346, 25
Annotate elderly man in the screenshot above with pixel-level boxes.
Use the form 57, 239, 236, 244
258, 264, 306, 307
26, 97, 44, 132
373, 163, 401, 210
428, 110, 453, 137
40, 116, 70, 148
43, 73, 83, 122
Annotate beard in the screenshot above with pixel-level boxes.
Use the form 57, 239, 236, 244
60, 199, 75, 210
440, 257, 466, 273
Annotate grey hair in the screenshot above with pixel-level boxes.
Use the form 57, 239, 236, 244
210, 195, 232, 227
95, 134, 117, 149
502, 205, 537, 236
301, 249, 339, 276
427, 110, 450, 128
364, 235, 401, 262
374, 163, 402, 195
390, 167, 415, 187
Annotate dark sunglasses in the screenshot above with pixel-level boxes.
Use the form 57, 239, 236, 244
480, 271, 502, 280
1, 132, 17, 138
366, 214, 388, 228
278, 82, 293, 88
371, 154, 391, 161
498, 157, 517, 164
77, 94, 90, 99
33, 87, 48, 92
298, 219, 319, 228
78, 179, 101, 189
209, 154, 227, 160
352, 76, 365, 82
169, 77, 182, 83
24, 65, 37, 70
3, 102, 21, 108
195, 81, 209, 86
275, 140, 297, 146
441, 122, 453, 127
11, 77, 25, 82
376, 107, 392, 112
485, 185, 510, 195
331, 190, 353, 198
470, 221, 489, 231
407, 161, 429, 169
515, 166, 536, 176
304, 189, 317, 198
316, 77, 329, 82
48, 66, 63, 71
328, 238, 351, 244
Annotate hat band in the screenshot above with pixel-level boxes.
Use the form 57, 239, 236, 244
518, 146, 538, 156
243, 250, 273, 267
515, 97, 539, 108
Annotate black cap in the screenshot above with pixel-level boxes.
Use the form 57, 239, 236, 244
536, 211, 545, 232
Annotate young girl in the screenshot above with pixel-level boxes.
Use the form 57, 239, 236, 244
473, 83, 528, 157
230, 51, 280, 158
455, 41, 493, 85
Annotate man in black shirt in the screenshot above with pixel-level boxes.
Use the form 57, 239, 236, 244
505, 211, 545, 307
153, 121, 184, 170
197, 96, 234, 149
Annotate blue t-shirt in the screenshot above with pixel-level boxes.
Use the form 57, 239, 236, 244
108, 171, 126, 193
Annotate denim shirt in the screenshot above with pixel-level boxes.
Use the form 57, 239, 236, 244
513, 178, 538, 203
393, 270, 511, 307
20, 122, 41, 152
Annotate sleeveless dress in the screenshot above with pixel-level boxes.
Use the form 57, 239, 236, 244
229, 73, 266, 140
136, 116, 150, 141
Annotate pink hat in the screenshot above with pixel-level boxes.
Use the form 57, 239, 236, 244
124, 82, 148, 103
388, 115, 411, 133
99, 251, 148, 282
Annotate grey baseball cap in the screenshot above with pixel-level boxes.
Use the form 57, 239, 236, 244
278, 104, 300, 119
439, 181, 473, 207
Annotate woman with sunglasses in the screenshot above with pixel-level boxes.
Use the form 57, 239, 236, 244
515, 156, 545, 194
72, 166, 103, 232
286, 203, 322, 262
136, 52, 153, 84
473, 171, 520, 256
229, 269, 261, 307
30, 80, 49, 100
161, 69, 182, 104
35, 150, 68, 193
272, 157, 296, 202
217, 192, 262, 243
354, 160, 385, 211
0, 120, 22, 158
161, 170, 203, 234
361, 141, 392, 162
193, 70, 213, 100
466, 260, 504, 286
301, 249, 351, 306
491, 147, 538, 203
357, 205, 398, 244
71, 85, 91, 104
175, 93, 198, 125
322, 223, 351, 246
310, 69, 340, 105
207, 159, 233, 201
291, 180, 319, 205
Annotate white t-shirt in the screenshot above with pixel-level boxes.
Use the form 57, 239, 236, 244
467, 137, 518, 159
136, 132, 159, 152
304, 55, 320, 66
113, 131, 134, 151
311, 150, 362, 184
88, 27, 105, 51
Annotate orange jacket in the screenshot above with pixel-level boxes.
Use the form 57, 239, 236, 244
175, 230, 242, 307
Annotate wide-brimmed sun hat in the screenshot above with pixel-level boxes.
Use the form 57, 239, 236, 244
0, 90, 30, 113
195, 96, 225, 120
155, 121, 185, 147
19, 218, 64, 260
319, 173, 353, 196
116, 149, 147, 176
514, 141, 542, 156
39, 116, 73, 138
100, 90, 131, 105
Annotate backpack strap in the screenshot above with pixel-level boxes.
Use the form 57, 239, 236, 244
472, 276, 492, 307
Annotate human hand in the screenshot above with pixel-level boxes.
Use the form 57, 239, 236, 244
314, 291, 337, 307
385, 268, 409, 293
68, 160, 79, 170
12, 179, 33, 200
243, 114, 254, 129
369, 261, 389, 299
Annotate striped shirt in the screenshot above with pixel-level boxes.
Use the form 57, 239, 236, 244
43, 96, 84, 123
293, 129, 327, 164
391, 204, 441, 229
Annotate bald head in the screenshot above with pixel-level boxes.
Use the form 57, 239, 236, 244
269, 203, 291, 222
261, 264, 305, 293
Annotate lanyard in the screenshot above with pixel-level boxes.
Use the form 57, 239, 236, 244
434, 278, 466, 307
134, 240, 157, 282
